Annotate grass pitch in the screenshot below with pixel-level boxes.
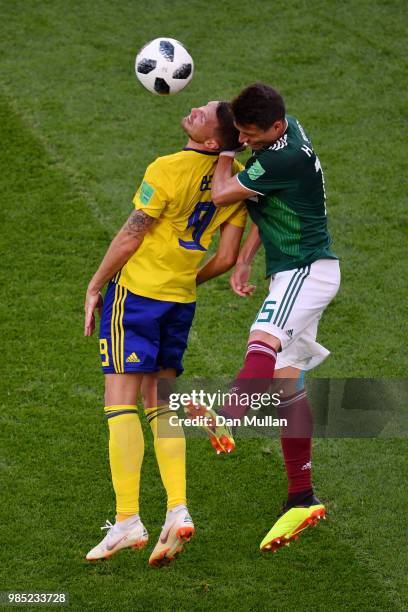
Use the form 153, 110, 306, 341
0, 1, 407, 610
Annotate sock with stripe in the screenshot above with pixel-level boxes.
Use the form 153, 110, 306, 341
220, 341, 277, 420
104, 405, 144, 516
145, 405, 187, 510
278, 390, 314, 499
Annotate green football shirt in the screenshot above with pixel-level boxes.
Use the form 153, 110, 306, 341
237, 115, 337, 276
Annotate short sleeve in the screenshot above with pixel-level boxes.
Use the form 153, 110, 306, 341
236, 150, 295, 195
232, 159, 245, 174
221, 161, 247, 227
224, 203, 247, 228
133, 159, 173, 219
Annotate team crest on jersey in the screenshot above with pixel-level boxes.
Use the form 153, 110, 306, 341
139, 180, 154, 205
247, 159, 266, 180
269, 134, 288, 151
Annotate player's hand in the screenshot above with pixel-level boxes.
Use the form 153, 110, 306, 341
84, 289, 103, 336
230, 262, 256, 297
219, 143, 247, 157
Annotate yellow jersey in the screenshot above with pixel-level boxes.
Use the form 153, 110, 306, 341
118, 148, 247, 303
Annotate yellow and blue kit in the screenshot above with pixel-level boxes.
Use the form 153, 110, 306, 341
99, 148, 246, 375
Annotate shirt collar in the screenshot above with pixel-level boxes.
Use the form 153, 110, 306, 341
183, 147, 219, 156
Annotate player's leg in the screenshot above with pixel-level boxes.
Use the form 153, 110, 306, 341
260, 260, 340, 552
184, 329, 281, 452
143, 370, 195, 567
257, 259, 341, 554
219, 328, 280, 419
86, 283, 159, 561
275, 367, 314, 506
145, 301, 196, 567
104, 373, 145, 523
272, 309, 333, 509
219, 260, 339, 442
185, 271, 290, 450
260, 366, 325, 553
86, 372, 149, 560
142, 369, 188, 513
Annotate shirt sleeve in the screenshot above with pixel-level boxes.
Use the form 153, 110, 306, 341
221, 161, 247, 227
133, 158, 173, 219
232, 159, 245, 174
236, 149, 295, 195
223, 202, 247, 228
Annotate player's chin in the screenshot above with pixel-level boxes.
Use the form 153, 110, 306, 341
181, 117, 190, 130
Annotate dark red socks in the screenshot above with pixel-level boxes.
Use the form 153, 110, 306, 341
278, 390, 313, 497
221, 343, 314, 503
221, 341, 277, 420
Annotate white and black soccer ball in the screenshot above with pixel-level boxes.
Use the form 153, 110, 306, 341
135, 37, 194, 95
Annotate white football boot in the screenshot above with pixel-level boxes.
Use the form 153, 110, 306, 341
86, 517, 148, 561
149, 507, 195, 567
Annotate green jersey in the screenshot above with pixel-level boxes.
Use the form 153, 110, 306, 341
237, 115, 337, 276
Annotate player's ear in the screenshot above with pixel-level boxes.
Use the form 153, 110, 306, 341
273, 119, 285, 132
204, 138, 220, 151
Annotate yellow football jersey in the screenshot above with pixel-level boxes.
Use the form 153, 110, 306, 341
118, 148, 247, 303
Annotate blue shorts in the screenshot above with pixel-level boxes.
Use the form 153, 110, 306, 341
99, 281, 196, 376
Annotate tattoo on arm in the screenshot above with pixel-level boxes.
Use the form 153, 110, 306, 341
123, 209, 156, 237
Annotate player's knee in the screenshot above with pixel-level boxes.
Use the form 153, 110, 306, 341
272, 367, 304, 397
248, 330, 281, 352
104, 372, 142, 406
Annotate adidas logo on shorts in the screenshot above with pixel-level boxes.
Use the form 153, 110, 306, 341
286, 329, 294, 338
126, 352, 141, 363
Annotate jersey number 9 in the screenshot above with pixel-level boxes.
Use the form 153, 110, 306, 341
179, 201, 216, 251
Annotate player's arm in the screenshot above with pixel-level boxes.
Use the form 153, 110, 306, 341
84, 209, 156, 336
230, 222, 261, 297
212, 154, 258, 206
196, 222, 244, 285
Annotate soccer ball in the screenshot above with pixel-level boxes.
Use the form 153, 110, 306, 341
135, 38, 194, 95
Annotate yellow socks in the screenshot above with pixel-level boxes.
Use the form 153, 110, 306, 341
104, 403, 186, 515
104, 406, 144, 516
145, 405, 186, 509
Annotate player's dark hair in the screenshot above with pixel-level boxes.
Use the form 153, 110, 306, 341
231, 83, 286, 130
215, 101, 241, 150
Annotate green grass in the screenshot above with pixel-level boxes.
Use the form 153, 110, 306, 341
0, 1, 407, 610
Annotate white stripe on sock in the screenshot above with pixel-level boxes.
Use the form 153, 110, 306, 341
246, 343, 277, 358
279, 390, 307, 407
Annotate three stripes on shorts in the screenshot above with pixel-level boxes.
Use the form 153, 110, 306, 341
272, 265, 311, 329
110, 283, 128, 373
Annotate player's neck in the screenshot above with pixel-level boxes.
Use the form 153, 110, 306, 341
184, 138, 219, 154
272, 118, 288, 143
